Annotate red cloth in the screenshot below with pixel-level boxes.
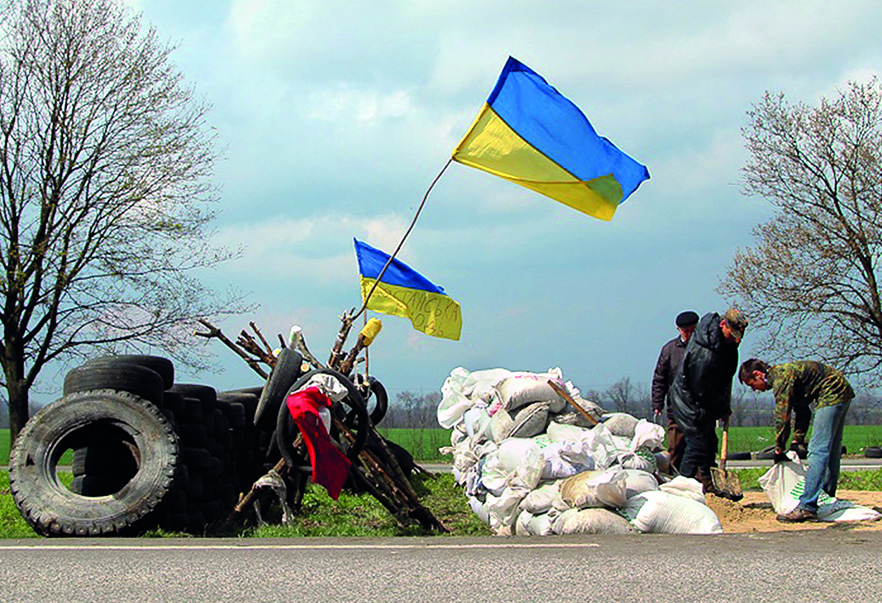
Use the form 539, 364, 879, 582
286, 386, 351, 500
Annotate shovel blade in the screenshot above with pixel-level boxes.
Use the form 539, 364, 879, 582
709, 467, 743, 501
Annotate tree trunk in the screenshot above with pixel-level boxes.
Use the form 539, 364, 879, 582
5, 372, 29, 447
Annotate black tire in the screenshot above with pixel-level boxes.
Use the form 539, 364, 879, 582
755, 449, 777, 460
70, 439, 140, 477
254, 348, 303, 430
726, 452, 751, 461
63, 363, 164, 407
276, 368, 369, 465
366, 377, 389, 425
83, 355, 174, 389
169, 384, 217, 412
9, 390, 179, 537
865, 446, 882, 458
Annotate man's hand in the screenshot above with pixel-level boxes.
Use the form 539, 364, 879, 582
653, 409, 662, 417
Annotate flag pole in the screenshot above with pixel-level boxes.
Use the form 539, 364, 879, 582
352, 157, 453, 322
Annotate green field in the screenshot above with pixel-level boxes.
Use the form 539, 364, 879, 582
4, 425, 882, 465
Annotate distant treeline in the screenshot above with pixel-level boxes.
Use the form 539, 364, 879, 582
379, 378, 882, 429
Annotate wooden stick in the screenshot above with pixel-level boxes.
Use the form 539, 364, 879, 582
547, 380, 599, 426
194, 318, 268, 379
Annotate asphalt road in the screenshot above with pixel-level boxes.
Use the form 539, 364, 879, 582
2, 531, 881, 602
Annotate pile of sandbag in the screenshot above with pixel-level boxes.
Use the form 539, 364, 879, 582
438, 367, 723, 535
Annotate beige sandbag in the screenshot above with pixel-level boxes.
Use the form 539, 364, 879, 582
553, 508, 636, 535
559, 467, 628, 509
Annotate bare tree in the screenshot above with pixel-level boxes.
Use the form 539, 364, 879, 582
721, 78, 882, 377
0, 0, 243, 442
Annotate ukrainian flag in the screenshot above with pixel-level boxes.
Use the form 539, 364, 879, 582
354, 239, 462, 341
453, 57, 649, 221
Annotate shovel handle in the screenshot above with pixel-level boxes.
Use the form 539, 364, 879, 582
720, 416, 729, 471
547, 380, 599, 426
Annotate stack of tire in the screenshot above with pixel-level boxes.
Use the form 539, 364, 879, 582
8, 355, 265, 536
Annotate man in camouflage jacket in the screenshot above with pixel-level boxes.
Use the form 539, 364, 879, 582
740, 359, 854, 523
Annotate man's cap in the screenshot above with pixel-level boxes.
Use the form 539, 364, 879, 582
722, 307, 748, 338
675, 311, 699, 327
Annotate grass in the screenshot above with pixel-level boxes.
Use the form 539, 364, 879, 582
716, 425, 882, 455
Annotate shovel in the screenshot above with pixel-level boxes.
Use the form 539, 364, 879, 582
546, 380, 599, 426
710, 416, 743, 501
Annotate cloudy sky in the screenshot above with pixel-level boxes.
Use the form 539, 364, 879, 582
116, 0, 882, 400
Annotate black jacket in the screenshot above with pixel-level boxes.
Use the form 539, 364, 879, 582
668, 312, 739, 432
651, 336, 687, 418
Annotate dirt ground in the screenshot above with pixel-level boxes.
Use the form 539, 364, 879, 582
706, 490, 882, 533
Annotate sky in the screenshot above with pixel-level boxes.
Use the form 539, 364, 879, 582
97, 0, 882, 402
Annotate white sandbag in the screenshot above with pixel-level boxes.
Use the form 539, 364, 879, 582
438, 367, 511, 428
520, 481, 562, 514
611, 435, 633, 451
759, 452, 882, 522
463, 406, 491, 443
485, 485, 530, 529
516, 510, 556, 536
658, 476, 706, 503
560, 467, 629, 509
623, 469, 659, 498
495, 368, 566, 411
479, 452, 508, 496
468, 496, 490, 525
582, 424, 620, 470
631, 419, 665, 451
496, 438, 544, 490
515, 510, 533, 536
552, 508, 637, 535
618, 449, 658, 473
489, 408, 514, 443
553, 397, 606, 425
509, 402, 550, 438
622, 490, 722, 534
546, 421, 593, 444
601, 412, 640, 438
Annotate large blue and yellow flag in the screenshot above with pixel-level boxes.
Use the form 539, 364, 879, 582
354, 239, 462, 340
453, 57, 649, 221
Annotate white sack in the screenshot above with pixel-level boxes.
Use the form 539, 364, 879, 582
618, 449, 658, 473
623, 469, 659, 498
520, 481, 562, 514
758, 452, 882, 522
631, 419, 665, 451
622, 490, 723, 534
496, 438, 545, 490
489, 408, 514, 443
509, 402, 551, 438
438, 367, 511, 428
560, 468, 629, 509
463, 406, 491, 443
516, 510, 556, 536
552, 508, 636, 535
495, 369, 566, 411
658, 476, 706, 503
485, 485, 530, 529
601, 413, 640, 438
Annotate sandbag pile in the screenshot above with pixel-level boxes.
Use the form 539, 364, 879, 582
438, 367, 723, 535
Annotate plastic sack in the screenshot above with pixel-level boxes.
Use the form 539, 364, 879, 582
485, 485, 530, 529
520, 481, 562, 514
601, 412, 640, 438
622, 469, 659, 499
438, 367, 511, 428
509, 402, 550, 438
496, 438, 545, 490
758, 452, 882, 522
552, 508, 637, 535
489, 408, 514, 443
631, 419, 665, 451
559, 467, 629, 509
618, 449, 658, 473
622, 490, 723, 534
516, 510, 556, 536
495, 368, 566, 411
463, 406, 491, 443
658, 476, 706, 503
581, 424, 620, 470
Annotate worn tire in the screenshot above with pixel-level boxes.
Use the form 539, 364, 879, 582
254, 348, 303, 430
9, 390, 179, 537
83, 355, 174, 390
63, 363, 164, 407
365, 377, 389, 425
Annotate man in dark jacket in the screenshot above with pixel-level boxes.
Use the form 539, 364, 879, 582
668, 308, 747, 491
651, 310, 699, 471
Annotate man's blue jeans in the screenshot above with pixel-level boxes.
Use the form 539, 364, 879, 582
799, 401, 850, 512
